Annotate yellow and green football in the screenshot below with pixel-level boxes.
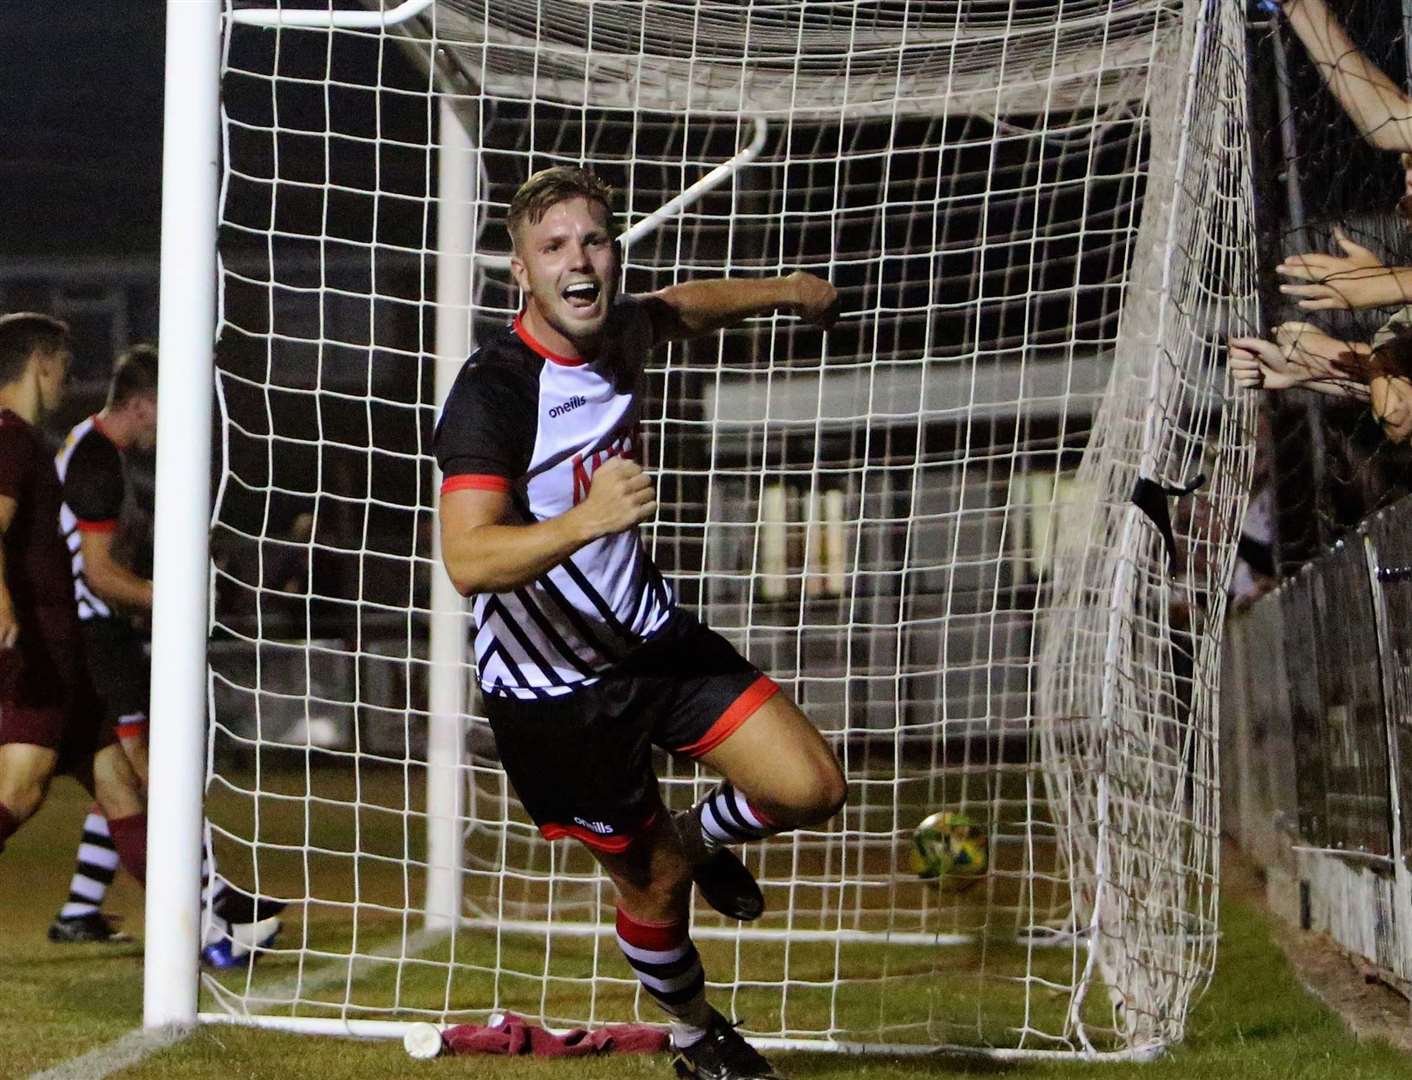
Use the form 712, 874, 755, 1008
909, 810, 988, 883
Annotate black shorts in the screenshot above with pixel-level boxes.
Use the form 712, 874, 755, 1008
483, 609, 778, 853
80, 618, 150, 740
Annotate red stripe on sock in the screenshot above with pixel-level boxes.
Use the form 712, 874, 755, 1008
742, 795, 780, 831
107, 812, 147, 885
615, 907, 689, 952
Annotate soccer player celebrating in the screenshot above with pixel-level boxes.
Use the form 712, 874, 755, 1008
0, 313, 147, 886
44, 345, 158, 943
435, 168, 846, 1080
43, 344, 284, 963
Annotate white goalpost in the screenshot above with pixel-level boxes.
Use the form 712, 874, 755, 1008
146, 0, 1259, 1059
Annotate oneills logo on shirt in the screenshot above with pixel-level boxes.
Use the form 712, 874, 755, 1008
548, 395, 587, 419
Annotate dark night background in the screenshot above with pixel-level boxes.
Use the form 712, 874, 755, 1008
1, 4, 167, 260
6, 2, 1410, 741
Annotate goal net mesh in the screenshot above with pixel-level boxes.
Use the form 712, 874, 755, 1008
203, 0, 1255, 1056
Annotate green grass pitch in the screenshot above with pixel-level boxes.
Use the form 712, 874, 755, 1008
3, 771, 1409, 1079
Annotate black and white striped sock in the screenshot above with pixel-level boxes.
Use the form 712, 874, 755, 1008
697, 783, 781, 852
58, 808, 119, 920
615, 908, 712, 1047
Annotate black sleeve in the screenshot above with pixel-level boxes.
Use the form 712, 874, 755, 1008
601, 294, 658, 391
63, 431, 125, 526
433, 359, 538, 490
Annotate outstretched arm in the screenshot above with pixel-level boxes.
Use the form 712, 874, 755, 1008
439, 457, 656, 596
1279, 0, 1412, 151
1227, 327, 1371, 400
1279, 228, 1412, 311
642, 271, 838, 343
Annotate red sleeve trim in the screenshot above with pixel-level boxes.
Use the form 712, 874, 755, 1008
441, 474, 512, 495
76, 518, 119, 534
677, 675, 781, 759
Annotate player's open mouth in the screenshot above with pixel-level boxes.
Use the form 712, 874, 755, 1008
562, 281, 601, 310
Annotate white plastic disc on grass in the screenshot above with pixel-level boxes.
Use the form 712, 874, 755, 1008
403, 1023, 444, 1060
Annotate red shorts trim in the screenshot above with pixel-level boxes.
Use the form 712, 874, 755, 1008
538, 808, 660, 854
76, 518, 118, 534
115, 719, 148, 741
677, 675, 780, 758
441, 474, 511, 495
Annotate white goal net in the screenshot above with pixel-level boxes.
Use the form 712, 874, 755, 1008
199, 0, 1256, 1058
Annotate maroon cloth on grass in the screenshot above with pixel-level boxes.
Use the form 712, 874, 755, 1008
441, 1013, 670, 1057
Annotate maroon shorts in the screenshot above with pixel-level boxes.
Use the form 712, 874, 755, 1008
0, 607, 112, 775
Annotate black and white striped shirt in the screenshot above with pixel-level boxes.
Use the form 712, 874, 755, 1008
55, 415, 125, 622
434, 296, 674, 699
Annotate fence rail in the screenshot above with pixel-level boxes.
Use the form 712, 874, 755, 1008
1224, 494, 1412, 995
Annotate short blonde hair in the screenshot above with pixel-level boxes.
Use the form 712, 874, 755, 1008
507, 167, 617, 248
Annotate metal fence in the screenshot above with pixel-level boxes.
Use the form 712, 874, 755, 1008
1224, 493, 1412, 994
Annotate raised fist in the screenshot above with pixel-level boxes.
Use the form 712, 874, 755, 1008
578, 456, 657, 539
787, 271, 840, 330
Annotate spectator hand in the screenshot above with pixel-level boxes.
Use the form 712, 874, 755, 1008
1228, 334, 1330, 391
1278, 228, 1392, 311
1272, 320, 1360, 373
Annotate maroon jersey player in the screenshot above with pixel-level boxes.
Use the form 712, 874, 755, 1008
0, 313, 146, 883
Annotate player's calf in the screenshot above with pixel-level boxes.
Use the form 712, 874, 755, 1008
89, 743, 146, 884
49, 805, 123, 937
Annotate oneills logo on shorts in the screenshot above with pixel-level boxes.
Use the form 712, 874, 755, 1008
573, 816, 614, 835
548, 395, 587, 419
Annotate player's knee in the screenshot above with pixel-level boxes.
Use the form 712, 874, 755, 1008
802, 744, 848, 818
0, 779, 46, 822
797, 759, 846, 825
0, 748, 55, 821
91, 747, 144, 819
816, 761, 848, 821
759, 756, 846, 828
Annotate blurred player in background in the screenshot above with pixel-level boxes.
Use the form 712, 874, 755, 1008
44, 344, 284, 964
0, 314, 148, 887
436, 167, 845, 1080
